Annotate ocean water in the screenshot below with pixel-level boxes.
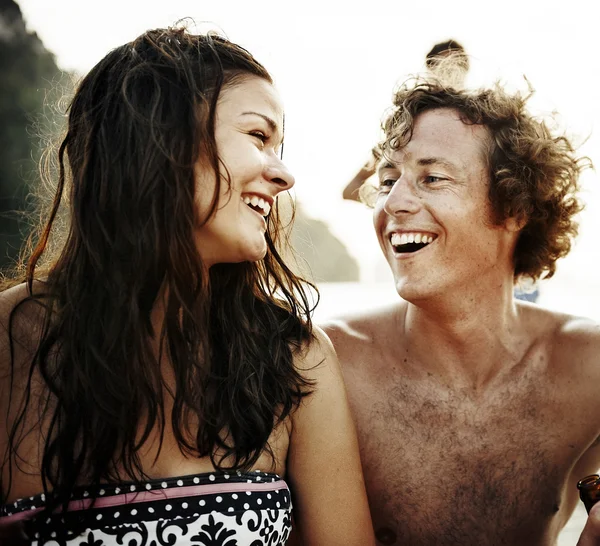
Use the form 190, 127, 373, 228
315, 281, 592, 544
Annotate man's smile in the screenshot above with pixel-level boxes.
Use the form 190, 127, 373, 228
389, 231, 438, 255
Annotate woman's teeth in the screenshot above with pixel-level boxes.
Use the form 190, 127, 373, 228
242, 195, 271, 216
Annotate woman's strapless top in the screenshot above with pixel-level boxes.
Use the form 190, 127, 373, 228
0, 470, 292, 545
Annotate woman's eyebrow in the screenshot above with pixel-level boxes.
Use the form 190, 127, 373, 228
240, 111, 278, 132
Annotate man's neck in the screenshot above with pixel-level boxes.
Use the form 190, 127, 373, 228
401, 277, 528, 390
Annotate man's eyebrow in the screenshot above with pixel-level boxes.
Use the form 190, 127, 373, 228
240, 111, 278, 132
377, 161, 396, 175
417, 157, 460, 170
377, 156, 462, 176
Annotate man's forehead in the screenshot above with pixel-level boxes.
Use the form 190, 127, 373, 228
387, 108, 491, 166
381, 149, 467, 173
414, 108, 488, 140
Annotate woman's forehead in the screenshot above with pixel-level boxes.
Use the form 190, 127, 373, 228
218, 77, 283, 127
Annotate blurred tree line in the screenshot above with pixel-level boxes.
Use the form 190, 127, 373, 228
0, 0, 358, 281
0, 0, 69, 272
289, 203, 359, 282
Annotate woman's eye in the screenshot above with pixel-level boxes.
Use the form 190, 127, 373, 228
250, 131, 268, 143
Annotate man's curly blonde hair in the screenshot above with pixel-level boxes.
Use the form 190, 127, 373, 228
379, 77, 591, 281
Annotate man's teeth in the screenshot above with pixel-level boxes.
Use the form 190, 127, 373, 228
390, 232, 434, 246
242, 195, 271, 216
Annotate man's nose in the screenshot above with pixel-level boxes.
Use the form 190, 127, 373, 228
383, 177, 420, 216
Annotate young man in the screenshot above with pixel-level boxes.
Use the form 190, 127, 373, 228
324, 77, 599, 545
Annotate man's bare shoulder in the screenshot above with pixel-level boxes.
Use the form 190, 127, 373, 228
520, 301, 600, 369
320, 301, 405, 361
550, 309, 600, 365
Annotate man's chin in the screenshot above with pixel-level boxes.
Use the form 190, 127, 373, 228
394, 278, 431, 304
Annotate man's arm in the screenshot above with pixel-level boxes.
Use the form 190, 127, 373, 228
559, 318, 600, 545
578, 504, 600, 545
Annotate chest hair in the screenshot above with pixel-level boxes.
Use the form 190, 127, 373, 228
355, 372, 566, 546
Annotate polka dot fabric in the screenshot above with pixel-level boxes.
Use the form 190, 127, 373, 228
0, 470, 292, 545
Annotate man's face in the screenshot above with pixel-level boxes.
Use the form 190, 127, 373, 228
373, 108, 517, 302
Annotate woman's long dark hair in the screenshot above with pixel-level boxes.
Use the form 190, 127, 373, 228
1, 27, 316, 510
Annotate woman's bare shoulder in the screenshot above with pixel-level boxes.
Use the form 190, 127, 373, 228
0, 281, 49, 370
292, 325, 341, 380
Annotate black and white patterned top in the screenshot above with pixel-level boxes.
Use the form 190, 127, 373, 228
0, 470, 292, 545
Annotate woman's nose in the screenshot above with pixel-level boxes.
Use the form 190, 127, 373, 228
264, 156, 295, 191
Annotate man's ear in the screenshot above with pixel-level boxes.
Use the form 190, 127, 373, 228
505, 215, 526, 233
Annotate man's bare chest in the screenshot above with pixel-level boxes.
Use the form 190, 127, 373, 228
346, 364, 595, 545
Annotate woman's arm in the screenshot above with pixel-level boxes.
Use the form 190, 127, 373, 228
286, 326, 375, 545
0, 282, 47, 503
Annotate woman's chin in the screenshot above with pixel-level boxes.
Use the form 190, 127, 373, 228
235, 239, 268, 264
246, 246, 268, 263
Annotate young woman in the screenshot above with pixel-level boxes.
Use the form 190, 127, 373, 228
0, 27, 374, 545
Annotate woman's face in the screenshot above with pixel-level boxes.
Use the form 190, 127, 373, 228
194, 76, 294, 267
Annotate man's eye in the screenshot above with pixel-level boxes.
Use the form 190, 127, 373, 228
424, 175, 443, 184
379, 178, 396, 191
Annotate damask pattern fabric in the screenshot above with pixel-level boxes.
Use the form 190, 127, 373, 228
0, 470, 292, 545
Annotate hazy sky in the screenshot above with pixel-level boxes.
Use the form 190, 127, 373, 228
15, 0, 600, 300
